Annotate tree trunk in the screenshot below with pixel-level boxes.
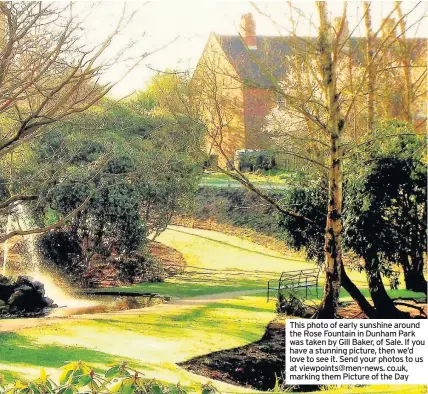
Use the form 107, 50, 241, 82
364, 250, 407, 318
401, 251, 427, 294
315, 2, 343, 319
341, 261, 376, 318
395, 2, 412, 122
364, 2, 375, 133
317, 131, 343, 318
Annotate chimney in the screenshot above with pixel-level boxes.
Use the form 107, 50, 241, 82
381, 18, 397, 39
333, 17, 349, 49
240, 13, 257, 50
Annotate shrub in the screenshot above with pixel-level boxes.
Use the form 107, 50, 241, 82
0, 362, 219, 394
194, 187, 282, 237
277, 181, 327, 265
119, 254, 165, 284
276, 291, 314, 318
37, 231, 83, 277
235, 150, 276, 172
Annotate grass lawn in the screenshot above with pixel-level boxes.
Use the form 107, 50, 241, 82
97, 226, 315, 298
1, 226, 425, 393
95, 226, 425, 302
200, 170, 292, 189
1, 292, 425, 394
0, 293, 274, 393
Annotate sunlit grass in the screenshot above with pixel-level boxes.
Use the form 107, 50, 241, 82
1, 293, 425, 393
200, 170, 293, 188
0, 294, 273, 393
95, 226, 315, 298
101, 227, 424, 305
2, 227, 425, 393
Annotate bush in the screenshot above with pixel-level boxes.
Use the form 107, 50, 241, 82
37, 231, 83, 277
0, 362, 219, 394
194, 187, 283, 237
277, 181, 327, 265
119, 254, 165, 284
276, 291, 314, 318
37, 231, 166, 286
235, 150, 276, 172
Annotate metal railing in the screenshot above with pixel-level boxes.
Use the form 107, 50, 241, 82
267, 268, 320, 301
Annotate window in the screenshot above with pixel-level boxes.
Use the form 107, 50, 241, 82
276, 93, 286, 108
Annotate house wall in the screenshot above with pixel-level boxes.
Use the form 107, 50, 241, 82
194, 31, 426, 169
192, 34, 246, 168
243, 87, 276, 150
411, 40, 427, 132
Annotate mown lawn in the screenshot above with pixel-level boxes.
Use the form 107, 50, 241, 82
1, 226, 425, 393
94, 226, 425, 302
1, 293, 425, 394
200, 170, 292, 189
0, 293, 274, 393
94, 226, 315, 298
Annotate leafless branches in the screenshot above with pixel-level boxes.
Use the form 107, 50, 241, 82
0, 2, 152, 240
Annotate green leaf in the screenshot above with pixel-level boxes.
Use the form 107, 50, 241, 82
110, 382, 123, 393
28, 383, 40, 394
77, 375, 92, 388
105, 366, 121, 379
120, 370, 131, 378
150, 385, 163, 394
122, 383, 135, 394
14, 381, 28, 390
111, 380, 135, 394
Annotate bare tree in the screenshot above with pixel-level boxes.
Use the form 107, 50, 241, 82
0, 2, 150, 243
184, 1, 426, 317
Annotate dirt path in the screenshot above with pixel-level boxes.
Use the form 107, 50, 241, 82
0, 289, 265, 333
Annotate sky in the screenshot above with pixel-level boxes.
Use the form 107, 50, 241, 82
73, 1, 428, 98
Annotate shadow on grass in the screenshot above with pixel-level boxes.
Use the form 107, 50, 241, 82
0, 333, 118, 369
169, 227, 307, 263
277, 285, 426, 305
93, 300, 272, 342
100, 279, 266, 298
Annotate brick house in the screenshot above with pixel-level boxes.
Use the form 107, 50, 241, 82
192, 13, 427, 169
192, 13, 291, 168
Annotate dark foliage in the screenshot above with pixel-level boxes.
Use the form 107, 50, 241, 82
37, 231, 83, 276
278, 181, 327, 265
119, 254, 165, 284
49, 181, 145, 257
194, 187, 282, 236
344, 152, 427, 295
235, 150, 276, 172
276, 291, 313, 318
